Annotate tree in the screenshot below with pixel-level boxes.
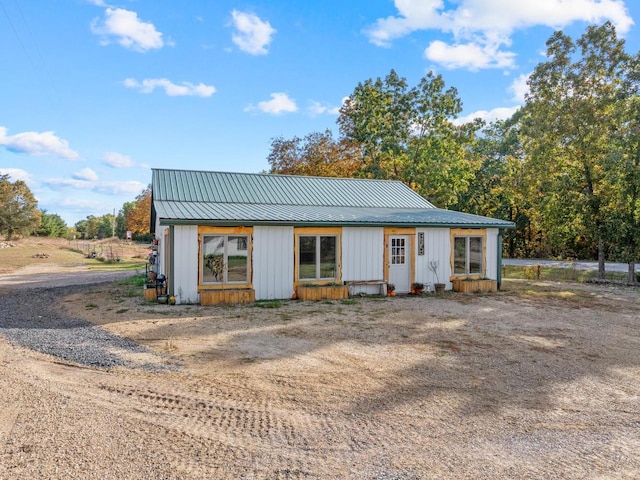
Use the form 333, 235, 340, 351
0, 174, 40, 240
125, 185, 152, 240
338, 69, 481, 208
338, 69, 413, 179
522, 22, 634, 277
36, 210, 68, 237
268, 130, 362, 177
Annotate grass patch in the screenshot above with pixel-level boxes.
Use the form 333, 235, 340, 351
115, 308, 129, 314
503, 265, 627, 283
254, 300, 284, 309
85, 303, 98, 310
340, 299, 358, 305
117, 274, 146, 287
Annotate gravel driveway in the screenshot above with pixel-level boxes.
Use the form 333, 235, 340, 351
1, 266, 639, 479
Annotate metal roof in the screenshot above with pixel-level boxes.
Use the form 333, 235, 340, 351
152, 169, 514, 228
152, 168, 434, 208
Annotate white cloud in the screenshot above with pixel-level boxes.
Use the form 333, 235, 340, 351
103, 152, 132, 168
230, 10, 276, 55
123, 78, 216, 97
366, 0, 633, 70
0, 168, 30, 182
43, 177, 146, 196
95, 180, 146, 195
246, 92, 298, 115
73, 168, 99, 182
454, 106, 521, 125
0, 126, 79, 159
425, 39, 516, 70
307, 100, 342, 117
509, 72, 530, 103
91, 8, 165, 52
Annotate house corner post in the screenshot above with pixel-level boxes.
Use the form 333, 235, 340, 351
497, 230, 503, 290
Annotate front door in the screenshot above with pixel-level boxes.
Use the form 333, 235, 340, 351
389, 235, 411, 293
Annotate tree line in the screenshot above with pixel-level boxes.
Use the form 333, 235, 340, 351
267, 23, 640, 281
0, 176, 152, 242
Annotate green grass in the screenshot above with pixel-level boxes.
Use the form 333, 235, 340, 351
117, 274, 146, 287
254, 300, 284, 309
503, 265, 627, 283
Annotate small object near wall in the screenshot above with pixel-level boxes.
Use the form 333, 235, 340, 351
296, 285, 349, 301
452, 279, 497, 293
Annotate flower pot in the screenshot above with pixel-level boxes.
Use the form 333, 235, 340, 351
434, 283, 446, 294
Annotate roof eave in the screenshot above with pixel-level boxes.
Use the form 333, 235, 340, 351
158, 218, 515, 229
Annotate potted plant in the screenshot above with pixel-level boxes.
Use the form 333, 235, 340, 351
429, 260, 446, 293
387, 283, 396, 296
411, 282, 425, 295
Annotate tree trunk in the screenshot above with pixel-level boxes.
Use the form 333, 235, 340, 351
628, 261, 637, 284
597, 237, 605, 279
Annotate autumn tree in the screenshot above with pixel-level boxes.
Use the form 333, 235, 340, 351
125, 185, 152, 240
522, 22, 634, 277
268, 130, 362, 177
0, 174, 40, 240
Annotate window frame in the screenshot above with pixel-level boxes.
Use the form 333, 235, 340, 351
199, 227, 252, 289
297, 234, 338, 281
294, 228, 341, 285
453, 235, 484, 276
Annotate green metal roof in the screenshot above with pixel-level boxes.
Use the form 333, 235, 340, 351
152, 168, 515, 228
152, 168, 434, 208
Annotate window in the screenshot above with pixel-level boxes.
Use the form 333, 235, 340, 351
202, 235, 249, 284
298, 235, 337, 280
391, 237, 406, 265
454, 236, 483, 275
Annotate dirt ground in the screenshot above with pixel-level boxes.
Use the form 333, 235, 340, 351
1, 262, 639, 478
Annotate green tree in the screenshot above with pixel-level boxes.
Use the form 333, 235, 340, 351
36, 210, 68, 237
522, 22, 634, 277
0, 174, 41, 240
338, 69, 413, 179
125, 185, 152, 241
338, 69, 481, 208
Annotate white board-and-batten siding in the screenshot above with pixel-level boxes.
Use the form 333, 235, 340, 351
485, 228, 499, 280
172, 225, 199, 304
341, 227, 385, 295
415, 228, 451, 290
253, 226, 294, 300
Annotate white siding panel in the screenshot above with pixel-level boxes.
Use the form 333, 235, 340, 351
173, 225, 199, 304
416, 228, 451, 291
342, 227, 384, 295
485, 228, 498, 280
253, 226, 294, 300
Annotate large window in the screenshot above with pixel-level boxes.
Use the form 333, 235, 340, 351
202, 235, 249, 284
454, 236, 483, 275
298, 235, 337, 280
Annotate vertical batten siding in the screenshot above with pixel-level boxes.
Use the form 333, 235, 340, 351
172, 225, 199, 304
415, 229, 451, 290
485, 228, 499, 280
253, 226, 294, 300
156, 225, 168, 273
342, 227, 384, 295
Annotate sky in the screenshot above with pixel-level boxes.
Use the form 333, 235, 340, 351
2, 0, 640, 226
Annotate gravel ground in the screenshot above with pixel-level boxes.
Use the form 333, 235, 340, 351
1, 267, 639, 479
0, 284, 176, 371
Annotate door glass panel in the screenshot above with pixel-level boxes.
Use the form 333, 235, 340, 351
391, 238, 406, 265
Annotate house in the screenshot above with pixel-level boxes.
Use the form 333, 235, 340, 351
150, 168, 514, 305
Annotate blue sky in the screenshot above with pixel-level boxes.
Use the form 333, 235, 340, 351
1, 0, 639, 226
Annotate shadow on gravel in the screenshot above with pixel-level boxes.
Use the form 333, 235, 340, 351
0, 283, 178, 372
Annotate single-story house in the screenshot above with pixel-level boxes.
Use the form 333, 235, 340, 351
150, 168, 514, 305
